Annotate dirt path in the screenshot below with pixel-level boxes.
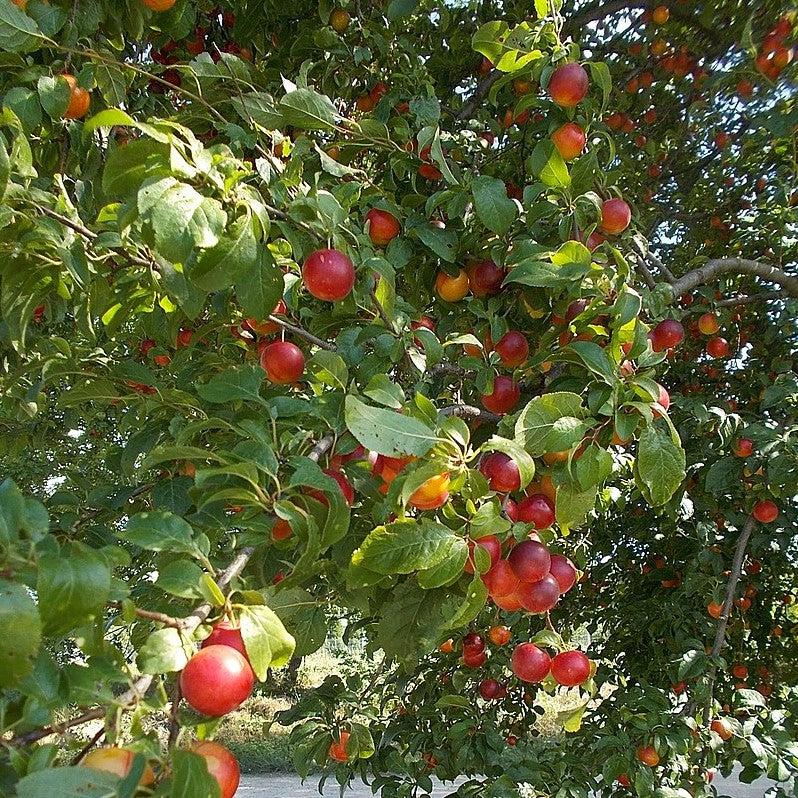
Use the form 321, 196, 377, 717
237, 771, 776, 797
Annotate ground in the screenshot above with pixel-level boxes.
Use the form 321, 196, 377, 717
237, 771, 776, 797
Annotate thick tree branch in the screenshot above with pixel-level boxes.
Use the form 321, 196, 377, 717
716, 290, 787, 307
710, 515, 755, 657
669, 259, 798, 300
457, 72, 501, 121
703, 515, 755, 724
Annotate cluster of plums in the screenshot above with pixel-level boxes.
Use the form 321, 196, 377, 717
469, 532, 579, 614
85, 620, 258, 797
456, 631, 591, 688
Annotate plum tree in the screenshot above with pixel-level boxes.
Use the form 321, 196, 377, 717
0, 0, 795, 796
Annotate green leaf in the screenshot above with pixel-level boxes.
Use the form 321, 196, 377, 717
239, 604, 297, 680
352, 520, 458, 575
387, 0, 418, 19
472, 21, 509, 65
236, 248, 283, 320
636, 425, 686, 506
446, 575, 488, 629
0, 0, 43, 53
414, 222, 457, 262
515, 392, 591, 456
279, 88, 337, 130
588, 61, 612, 109
569, 340, 616, 383
0, 579, 41, 687
192, 215, 258, 291
138, 176, 227, 263
505, 246, 591, 289
196, 365, 265, 405
471, 175, 517, 236
137, 628, 192, 674
83, 110, 138, 139
528, 140, 570, 188
417, 538, 469, 588
123, 510, 205, 559
36, 75, 71, 120
230, 91, 284, 129
348, 721, 376, 759
169, 751, 222, 798
3, 86, 42, 131
612, 285, 642, 328
345, 395, 437, 457
364, 374, 405, 409
705, 456, 741, 496
156, 560, 205, 599
574, 443, 613, 489
555, 482, 597, 531
265, 587, 327, 657
16, 767, 119, 798
102, 138, 171, 199
308, 350, 349, 391
376, 582, 461, 658
0, 477, 23, 545
37, 542, 111, 637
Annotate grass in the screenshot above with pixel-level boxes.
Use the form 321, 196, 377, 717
214, 696, 294, 773
215, 642, 372, 773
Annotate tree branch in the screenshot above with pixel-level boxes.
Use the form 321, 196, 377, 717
716, 290, 787, 307
12, 675, 155, 746
268, 315, 336, 351
457, 72, 501, 121
440, 404, 501, 423
308, 434, 335, 463
631, 253, 657, 290
12, 543, 258, 747
710, 515, 756, 657
703, 515, 756, 724
669, 259, 798, 300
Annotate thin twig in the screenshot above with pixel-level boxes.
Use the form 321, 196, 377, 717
268, 315, 336, 351
71, 728, 105, 766
167, 680, 182, 748
440, 405, 502, 423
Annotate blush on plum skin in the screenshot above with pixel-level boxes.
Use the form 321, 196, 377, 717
511, 642, 551, 682
260, 341, 305, 384
302, 248, 356, 301
179, 645, 255, 717
548, 63, 590, 107
479, 452, 521, 493
481, 376, 521, 415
